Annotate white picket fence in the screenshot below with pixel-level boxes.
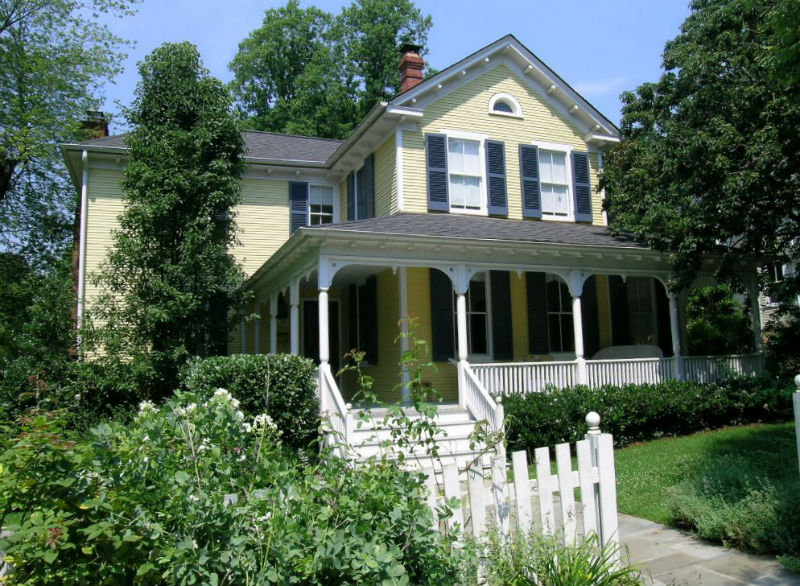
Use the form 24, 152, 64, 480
423, 413, 618, 554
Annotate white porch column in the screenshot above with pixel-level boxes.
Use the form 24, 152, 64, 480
269, 293, 278, 354
668, 292, 685, 380
456, 292, 468, 362
289, 279, 300, 355
318, 287, 329, 365
748, 280, 763, 352
253, 301, 261, 354
566, 271, 587, 385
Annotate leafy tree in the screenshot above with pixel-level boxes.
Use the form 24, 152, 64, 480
0, 0, 136, 267
601, 0, 800, 294
94, 42, 246, 398
685, 285, 753, 356
229, 0, 431, 139
339, 0, 432, 119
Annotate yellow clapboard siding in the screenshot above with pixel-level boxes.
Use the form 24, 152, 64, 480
374, 136, 397, 217
84, 168, 125, 319
401, 63, 604, 222
405, 267, 458, 402
234, 179, 290, 277
509, 272, 529, 360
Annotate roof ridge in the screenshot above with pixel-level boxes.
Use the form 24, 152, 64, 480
243, 129, 343, 143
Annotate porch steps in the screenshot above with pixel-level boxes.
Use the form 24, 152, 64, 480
345, 405, 491, 471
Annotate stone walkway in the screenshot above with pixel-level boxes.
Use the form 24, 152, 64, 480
619, 514, 800, 586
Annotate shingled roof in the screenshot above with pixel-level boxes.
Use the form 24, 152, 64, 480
305, 212, 645, 249
76, 130, 343, 164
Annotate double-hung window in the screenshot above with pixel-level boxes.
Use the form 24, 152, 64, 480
452, 273, 491, 357
539, 149, 570, 217
447, 136, 485, 213
547, 276, 574, 353
309, 185, 334, 225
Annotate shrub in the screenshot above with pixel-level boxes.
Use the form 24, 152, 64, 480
503, 376, 793, 453
471, 528, 642, 585
181, 353, 318, 451
0, 392, 462, 585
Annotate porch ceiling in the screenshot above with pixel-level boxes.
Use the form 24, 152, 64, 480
245, 213, 736, 297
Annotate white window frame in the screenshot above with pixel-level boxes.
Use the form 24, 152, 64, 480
453, 272, 493, 361
442, 129, 488, 216
308, 183, 336, 226
488, 92, 523, 119
532, 140, 575, 222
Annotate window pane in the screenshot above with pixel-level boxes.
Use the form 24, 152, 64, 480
548, 314, 561, 351
561, 315, 574, 351
560, 280, 572, 309
542, 184, 569, 215
470, 279, 486, 311
469, 314, 487, 354
310, 185, 333, 206
547, 280, 561, 311
493, 100, 513, 113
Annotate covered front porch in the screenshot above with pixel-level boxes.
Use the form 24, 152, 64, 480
239, 214, 764, 449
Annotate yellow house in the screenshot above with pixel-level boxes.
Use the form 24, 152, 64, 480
62, 35, 763, 460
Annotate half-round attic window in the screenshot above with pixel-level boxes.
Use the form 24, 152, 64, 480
488, 92, 522, 118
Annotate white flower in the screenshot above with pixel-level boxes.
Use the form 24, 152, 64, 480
142, 435, 149, 442
138, 400, 156, 414
189, 494, 200, 502
243, 422, 252, 433
253, 413, 277, 431
213, 388, 232, 400
185, 403, 197, 414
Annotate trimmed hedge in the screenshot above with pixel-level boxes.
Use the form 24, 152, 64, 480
503, 376, 794, 453
181, 353, 319, 450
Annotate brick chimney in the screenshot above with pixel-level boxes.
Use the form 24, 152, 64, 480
81, 110, 109, 140
399, 43, 424, 93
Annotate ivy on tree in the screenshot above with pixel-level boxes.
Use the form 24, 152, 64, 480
601, 0, 800, 295
94, 42, 245, 396
229, 0, 432, 139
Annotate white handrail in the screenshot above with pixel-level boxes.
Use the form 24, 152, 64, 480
318, 364, 352, 452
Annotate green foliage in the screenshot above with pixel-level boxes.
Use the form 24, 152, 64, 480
0, 392, 461, 585
503, 376, 793, 453
0, 253, 78, 422
764, 304, 800, 378
229, 0, 432, 139
476, 529, 642, 586
685, 285, 753, 355
0, 0, 137, 266
181, 353, 319, 451
601, 0, 800, 296
93, 42, 246, 400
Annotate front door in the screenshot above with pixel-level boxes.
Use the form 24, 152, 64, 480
303, 299, 341, 374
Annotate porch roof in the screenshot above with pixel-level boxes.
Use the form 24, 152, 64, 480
305, 213, 646, 249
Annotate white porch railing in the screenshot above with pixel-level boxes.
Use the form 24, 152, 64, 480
586, 357, 676, 387
471, 360, 578, 395
684, 353, 763, 383
472, 353, 764, 395
458, 361, 506, 461
318, 364, 353, 455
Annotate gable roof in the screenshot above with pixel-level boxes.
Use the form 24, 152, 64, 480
70, 130, 342, 164
390, 34, 619, 141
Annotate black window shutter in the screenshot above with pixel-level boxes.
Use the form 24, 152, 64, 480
609, 276, 631, 345
526, 272, 548, 353
520, 145, 542, 219
289, 181, 308, 234
581, 276, 600, 358
429, 268, 454, 361
653, 279, 672, 356
426, 134, 449, 212
348, 284, 358, 355
360, 276, 378, 364
486, 140, 508, 216
572, 151, 593, 222
363, 154, 375, 218
356, 165, 367, 220
346, 171, 355, 221
490, 271, 513, 360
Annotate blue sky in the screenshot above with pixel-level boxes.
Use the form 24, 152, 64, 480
99, 0, 692, 133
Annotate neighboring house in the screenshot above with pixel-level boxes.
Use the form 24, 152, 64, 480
62, 35, 765, 459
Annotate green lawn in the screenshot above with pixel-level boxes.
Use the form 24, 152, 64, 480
615, 421, 797, 524
615, 421, 800, 567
